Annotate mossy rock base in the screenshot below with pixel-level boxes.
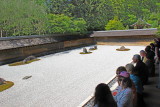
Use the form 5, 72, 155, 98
80, 52, 92, 54
9, 59, 40, 66
0, 81, 14, 92
89, 48, 97, 51
116, 49, 130, 51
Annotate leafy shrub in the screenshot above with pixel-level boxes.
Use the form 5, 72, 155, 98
105, 16, 125, 30
0, 0, 48, 37
48, 14, 87, 34
156, 25, 160, 37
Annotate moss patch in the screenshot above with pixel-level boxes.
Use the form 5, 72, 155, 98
0, 81, 14, 92
9, 59, 40, 66
89, 48, 97, 51
80, 52, 92, 54
116, 49, 130, 51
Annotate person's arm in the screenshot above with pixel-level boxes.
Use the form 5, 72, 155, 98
117, 89, 133, 107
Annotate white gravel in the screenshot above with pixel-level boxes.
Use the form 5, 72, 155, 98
0, 45, 145, 107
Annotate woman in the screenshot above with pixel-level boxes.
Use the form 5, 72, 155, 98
94, 83, 117, 107
125, 64, 143, 94
125, 64, 144, 107
114, 71, 133, 107
145, 53, 155, 77
115, 66, 137, 107
116, 66, 126, 76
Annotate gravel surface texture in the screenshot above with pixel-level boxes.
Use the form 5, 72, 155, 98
0, 45, 144, 107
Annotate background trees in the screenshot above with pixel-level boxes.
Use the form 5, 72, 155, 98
48, 14, 87, 34
0, 0, 160, 37
0, 0, 49, 37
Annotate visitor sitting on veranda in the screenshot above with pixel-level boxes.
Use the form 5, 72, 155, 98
140, 50, 147, 63
132, 54, 148, 85
150, 43, 155, 54
125, 64, 144, 107
145, 46, 155, 62
94, 83, 117, 107
115, 66, 137, 107
114, 71, 133, 107
145, 52, 155, 77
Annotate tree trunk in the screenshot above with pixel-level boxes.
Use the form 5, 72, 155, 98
0, 30, 2, 37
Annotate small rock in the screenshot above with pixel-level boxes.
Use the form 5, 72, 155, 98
83, 48, 88, 53
23, 55, 36, 64
22, 76, 32, 80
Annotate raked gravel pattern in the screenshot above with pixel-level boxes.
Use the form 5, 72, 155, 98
0, 45, 145, 107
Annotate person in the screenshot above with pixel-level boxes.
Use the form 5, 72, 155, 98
125, 64, 144, 107
154, 38, 160, 88
150, 43, 155, 54
114, 71, 133, 107
140, 50, 147, 63
116, 66, 127, 76
145, 46, 155, 61
132, 54, 148, 85
94, 83, 117, 107
145, 53, 155, 77
0, 78, 6, 85
115, 66, 137, 107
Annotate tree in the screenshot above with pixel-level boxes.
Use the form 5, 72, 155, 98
48, 14, 87, 34
156, 25, 160, 37
105, 16, 125, 30
0, 0, 49, 37
48, 0, 114, 31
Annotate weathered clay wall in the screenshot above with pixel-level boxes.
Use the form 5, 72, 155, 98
0, 37, 95, 65
0, 34, 84, 50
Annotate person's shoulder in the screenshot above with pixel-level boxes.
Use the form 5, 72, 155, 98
126, 87, 132, 92
94, 104, 98, 107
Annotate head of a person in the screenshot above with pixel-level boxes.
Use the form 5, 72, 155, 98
145, 46, 151, 53
94, 83, 114, 107
118, 71, 132, 88
154, 38, 159, 43
146, 52, 152, 60
140, 50, 146, 57
116, 66, 126, 76
154, 38, 160, 46
150, 43, 155, 48
125, 64, 135, 75
132, 54, 141, 63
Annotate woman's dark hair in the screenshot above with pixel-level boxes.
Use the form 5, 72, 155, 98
94, 83, 117, 107
118, 76, 132, 88
150, 43, 155, 48
146, 52, 152, 60
116, 66, 126, 75
145, 46, 151, 53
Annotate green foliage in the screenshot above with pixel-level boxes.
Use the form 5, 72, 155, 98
156, 25, 160, 37
1, 0, 160, 37
105, 16, 125, 30
0, 0, 49, 37
147, 12, 159, 28
125, 25, 129, 30
48, 0, 114, 31
134, 26, 137, 29
48, 14, 87, 34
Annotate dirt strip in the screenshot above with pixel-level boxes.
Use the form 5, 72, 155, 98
97, 42, 152, 46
